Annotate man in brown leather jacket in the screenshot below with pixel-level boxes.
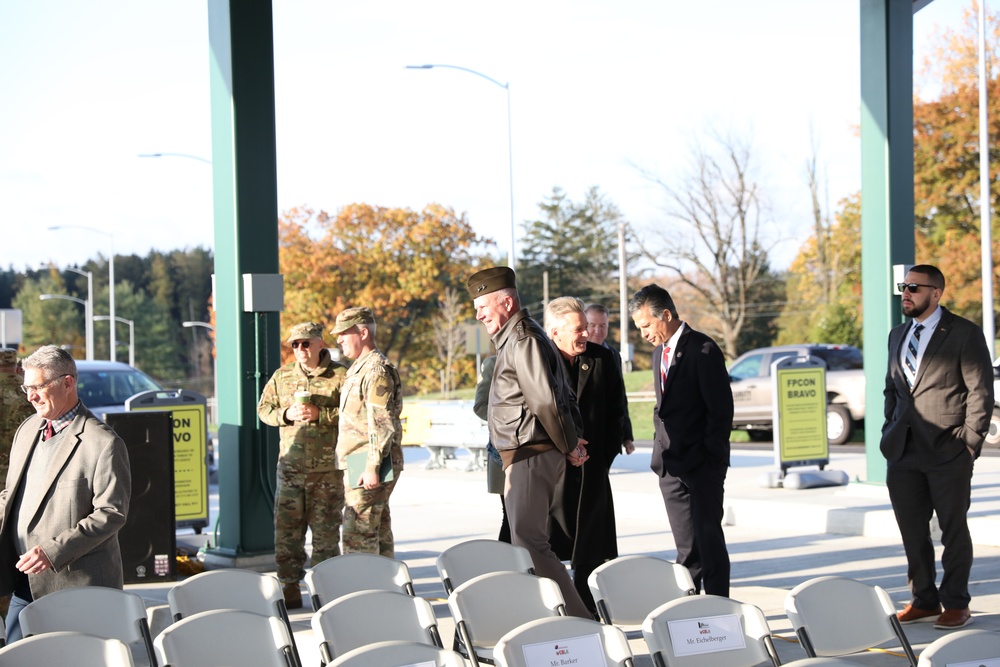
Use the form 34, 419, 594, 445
467, 266, 591, 618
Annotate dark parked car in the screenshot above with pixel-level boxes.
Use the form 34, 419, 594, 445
76, 360, 163, 421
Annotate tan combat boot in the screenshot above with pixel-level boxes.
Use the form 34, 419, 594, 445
282, 582, 303, 610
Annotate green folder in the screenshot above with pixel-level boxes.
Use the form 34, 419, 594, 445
346, 450, 395, 489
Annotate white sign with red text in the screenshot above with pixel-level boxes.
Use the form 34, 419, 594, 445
520, 632, 606, 667
667, 613, 746, 657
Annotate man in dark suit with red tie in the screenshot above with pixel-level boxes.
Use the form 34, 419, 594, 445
882, 264, 993, 630
628, 284, 734, 596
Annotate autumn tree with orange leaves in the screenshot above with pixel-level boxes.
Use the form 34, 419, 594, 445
779, 0, 1000, 346
278, 203, 490, 394
913, 1, 1000, 320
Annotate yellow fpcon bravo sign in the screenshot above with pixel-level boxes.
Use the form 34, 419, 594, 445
774, 364, 829, 464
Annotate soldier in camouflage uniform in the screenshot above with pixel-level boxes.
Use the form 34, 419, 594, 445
0, 348, 33, 617
257, 323, 347, 609
0, 349, 33, 483
331, 307, 404, 556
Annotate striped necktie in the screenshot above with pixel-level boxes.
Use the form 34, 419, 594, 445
44, 420, 54, 441
904, 323, 924, 388
660, 345, 671, 390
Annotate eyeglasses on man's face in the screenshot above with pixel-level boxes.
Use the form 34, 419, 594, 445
291, 341, 311, 350
20, 374, 70, 395
897, 283, 938, 294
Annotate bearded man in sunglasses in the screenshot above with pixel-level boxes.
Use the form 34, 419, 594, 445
883, 264, 994, 630
257, 322, 347, 609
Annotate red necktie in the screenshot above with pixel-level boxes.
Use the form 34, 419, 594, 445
44, 421, 54, 441
660, 346, 671, 389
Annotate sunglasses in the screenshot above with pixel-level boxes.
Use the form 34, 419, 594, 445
896, 283, 938, 294
291, 341, 311, 350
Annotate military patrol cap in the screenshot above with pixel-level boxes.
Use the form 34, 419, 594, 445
0, 348, 17, 366
287, 322, 325, 342
331, 307, 376, 335
467, 267, 517, 299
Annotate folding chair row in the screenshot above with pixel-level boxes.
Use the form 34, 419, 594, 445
19, 586, 156, 666
0, 631, 134, 667
155, 609, 296, 667
167, 568, 303, 667
312, 589, 442, 665
305, 552, 415, 611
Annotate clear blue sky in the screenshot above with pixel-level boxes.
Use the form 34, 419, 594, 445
0, 0, 965, 272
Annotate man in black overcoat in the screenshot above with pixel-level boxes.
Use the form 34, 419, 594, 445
545, 297, 626, 616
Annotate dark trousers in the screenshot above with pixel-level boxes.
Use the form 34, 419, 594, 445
658, 462, 730, 597
505, 449, 591, 618
887, 445, 974, 610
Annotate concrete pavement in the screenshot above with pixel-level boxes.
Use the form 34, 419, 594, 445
133, 442, 1000, 667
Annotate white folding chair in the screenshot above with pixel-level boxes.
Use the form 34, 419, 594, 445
19, 586, 157, 667
436, 539, 535, 594
782, 660, 870, 667
154, 609, 295, 667
305, 553, 415, 611
784, 576, 917, 667
448, 570, 567, 667
495, 616, 636, 667
311, 589, 443, 665
330, 640, 467, 667
167, 568, 301, 667
588, 555, 696, 628
0, 630, 134, 667
918, 628, 1000, 667
642, 594, 779, 667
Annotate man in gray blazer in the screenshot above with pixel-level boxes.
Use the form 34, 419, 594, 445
0, 346, 131, 642
883, 265, 993, 630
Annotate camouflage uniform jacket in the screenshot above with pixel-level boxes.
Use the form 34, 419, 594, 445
0, 371, 34, 479
336, 348, 403, 472
257, 349, 347, 473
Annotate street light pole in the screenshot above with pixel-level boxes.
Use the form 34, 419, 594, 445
48, 226, 116, 362
64, 267, 94, 361
39, 293, 91, 360
406, 63, 516, 269
93, 316, 134, 367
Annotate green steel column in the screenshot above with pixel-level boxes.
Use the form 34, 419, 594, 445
207, 0, 282, 559
860, 0, 914, 483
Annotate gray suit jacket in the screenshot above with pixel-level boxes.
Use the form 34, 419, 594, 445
0, 405, 131, 598
881, 307, 994, 464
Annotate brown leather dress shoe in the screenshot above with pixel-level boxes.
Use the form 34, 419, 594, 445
282, 583, 303, 610
934, 607, 972, 630
897, 603, 941, 624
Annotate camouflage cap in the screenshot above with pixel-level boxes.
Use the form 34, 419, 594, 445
287, 322, 325, 342
331, 307, 376, 335
467, 266, 517, 299
0, 348, 17, 366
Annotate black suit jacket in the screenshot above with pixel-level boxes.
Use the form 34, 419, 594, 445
652, 326, 734, 477
551, 342, 625, 565
881, 306, 994, 464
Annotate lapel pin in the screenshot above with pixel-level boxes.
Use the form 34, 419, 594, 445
581, 363, 590, 371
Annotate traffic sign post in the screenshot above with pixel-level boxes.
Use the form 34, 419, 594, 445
771, 355, 830, 473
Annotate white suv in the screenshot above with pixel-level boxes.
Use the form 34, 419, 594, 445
729, 344, 865, 446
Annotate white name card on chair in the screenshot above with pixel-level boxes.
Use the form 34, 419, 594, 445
667, 613, 747, 657
399, 662, 435, 667
520, 632, 606, 667
948, 660, 1000, 667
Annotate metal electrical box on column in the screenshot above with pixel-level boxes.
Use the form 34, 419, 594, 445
859, 0, 915, 483
207, 0, 284, 564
